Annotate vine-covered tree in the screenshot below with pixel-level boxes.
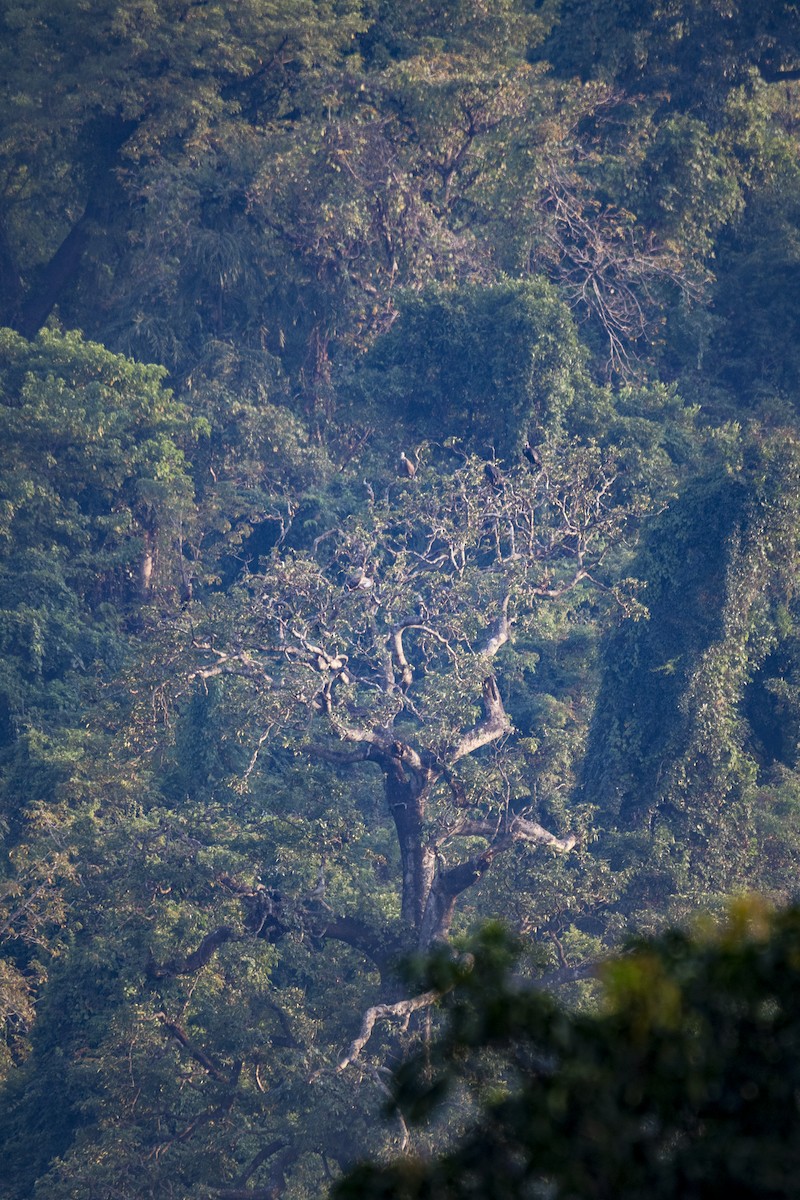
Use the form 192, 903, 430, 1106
0, 328, 200, 1079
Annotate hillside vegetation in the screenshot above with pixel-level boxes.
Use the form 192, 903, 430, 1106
1, 2, 800, 1195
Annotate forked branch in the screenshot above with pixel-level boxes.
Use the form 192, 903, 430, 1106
337, 988, 442, 1071
449, 674, 512, 764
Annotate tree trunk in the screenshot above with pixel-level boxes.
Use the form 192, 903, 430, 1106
382, 747, 437, 931
1, 116, 137, 337
418, 874, 459, 949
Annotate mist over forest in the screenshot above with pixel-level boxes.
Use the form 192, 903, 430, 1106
2, 2, 800, 1196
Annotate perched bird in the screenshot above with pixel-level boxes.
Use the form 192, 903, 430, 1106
484, 461, 504, 491
346, 570, 375, 592
523, 441, 542, 469
399, 451, 417, 478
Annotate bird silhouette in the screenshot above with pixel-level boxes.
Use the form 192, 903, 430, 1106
523, 441, 542, 469
399, 451, 417, 478
484, 461, 504, 491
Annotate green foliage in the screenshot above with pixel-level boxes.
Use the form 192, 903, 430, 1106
543, 0, 800, 115
352, 278, 592, 455
706, 166, 800, 410
582, 433, 800, 934
0, 327, 200, 1083
0, 417, 652, 1194
588, 436, 800, 814
0, 326, 196, 738
631, 113, 744, 256
336, 899, 800, 1199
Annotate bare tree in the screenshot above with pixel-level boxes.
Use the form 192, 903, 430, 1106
533, 162, 705, 377
181, 447, 643, 1064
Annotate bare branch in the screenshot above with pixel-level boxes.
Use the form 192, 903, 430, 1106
534, 162, 706, 376
189, 643, 273, 689
337, 989, 442, 1071
477, 593, 512, 659
532, 568, 589, 599
243, 727, 274, 781
511, 815, 577, 853
449, 675, 512, 765
0, 881, 54, 942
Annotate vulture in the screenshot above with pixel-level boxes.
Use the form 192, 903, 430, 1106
399, 451, 417, 478
523, 441, 542, 469
346, 570, 375, 592
484, 461, 504, 491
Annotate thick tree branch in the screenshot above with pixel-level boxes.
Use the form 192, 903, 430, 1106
391, 624, 415, 689
390, 619, 460, 690
420, 816, 576, 945
213, 1142, 300, 1200
206, 874, 397, 974
221, 1140, 288, 1194
337, 989, 442, 1071
147, 925, 236, 978
11, 116, 138, 338
326, 714, 390, 751
435, 817, 576, 887
157, 1013, 231, 1083
478, 593, 512, 658
759, 62, 800, 82
511, 815, 577, 853
449, 674, 512, 765
313, 913, 402, 971
16, 218, 93, 339
526, 958, 606, 992
439, 821, 576, 897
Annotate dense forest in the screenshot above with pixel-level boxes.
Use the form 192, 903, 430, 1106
1, 1, 800, 1195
